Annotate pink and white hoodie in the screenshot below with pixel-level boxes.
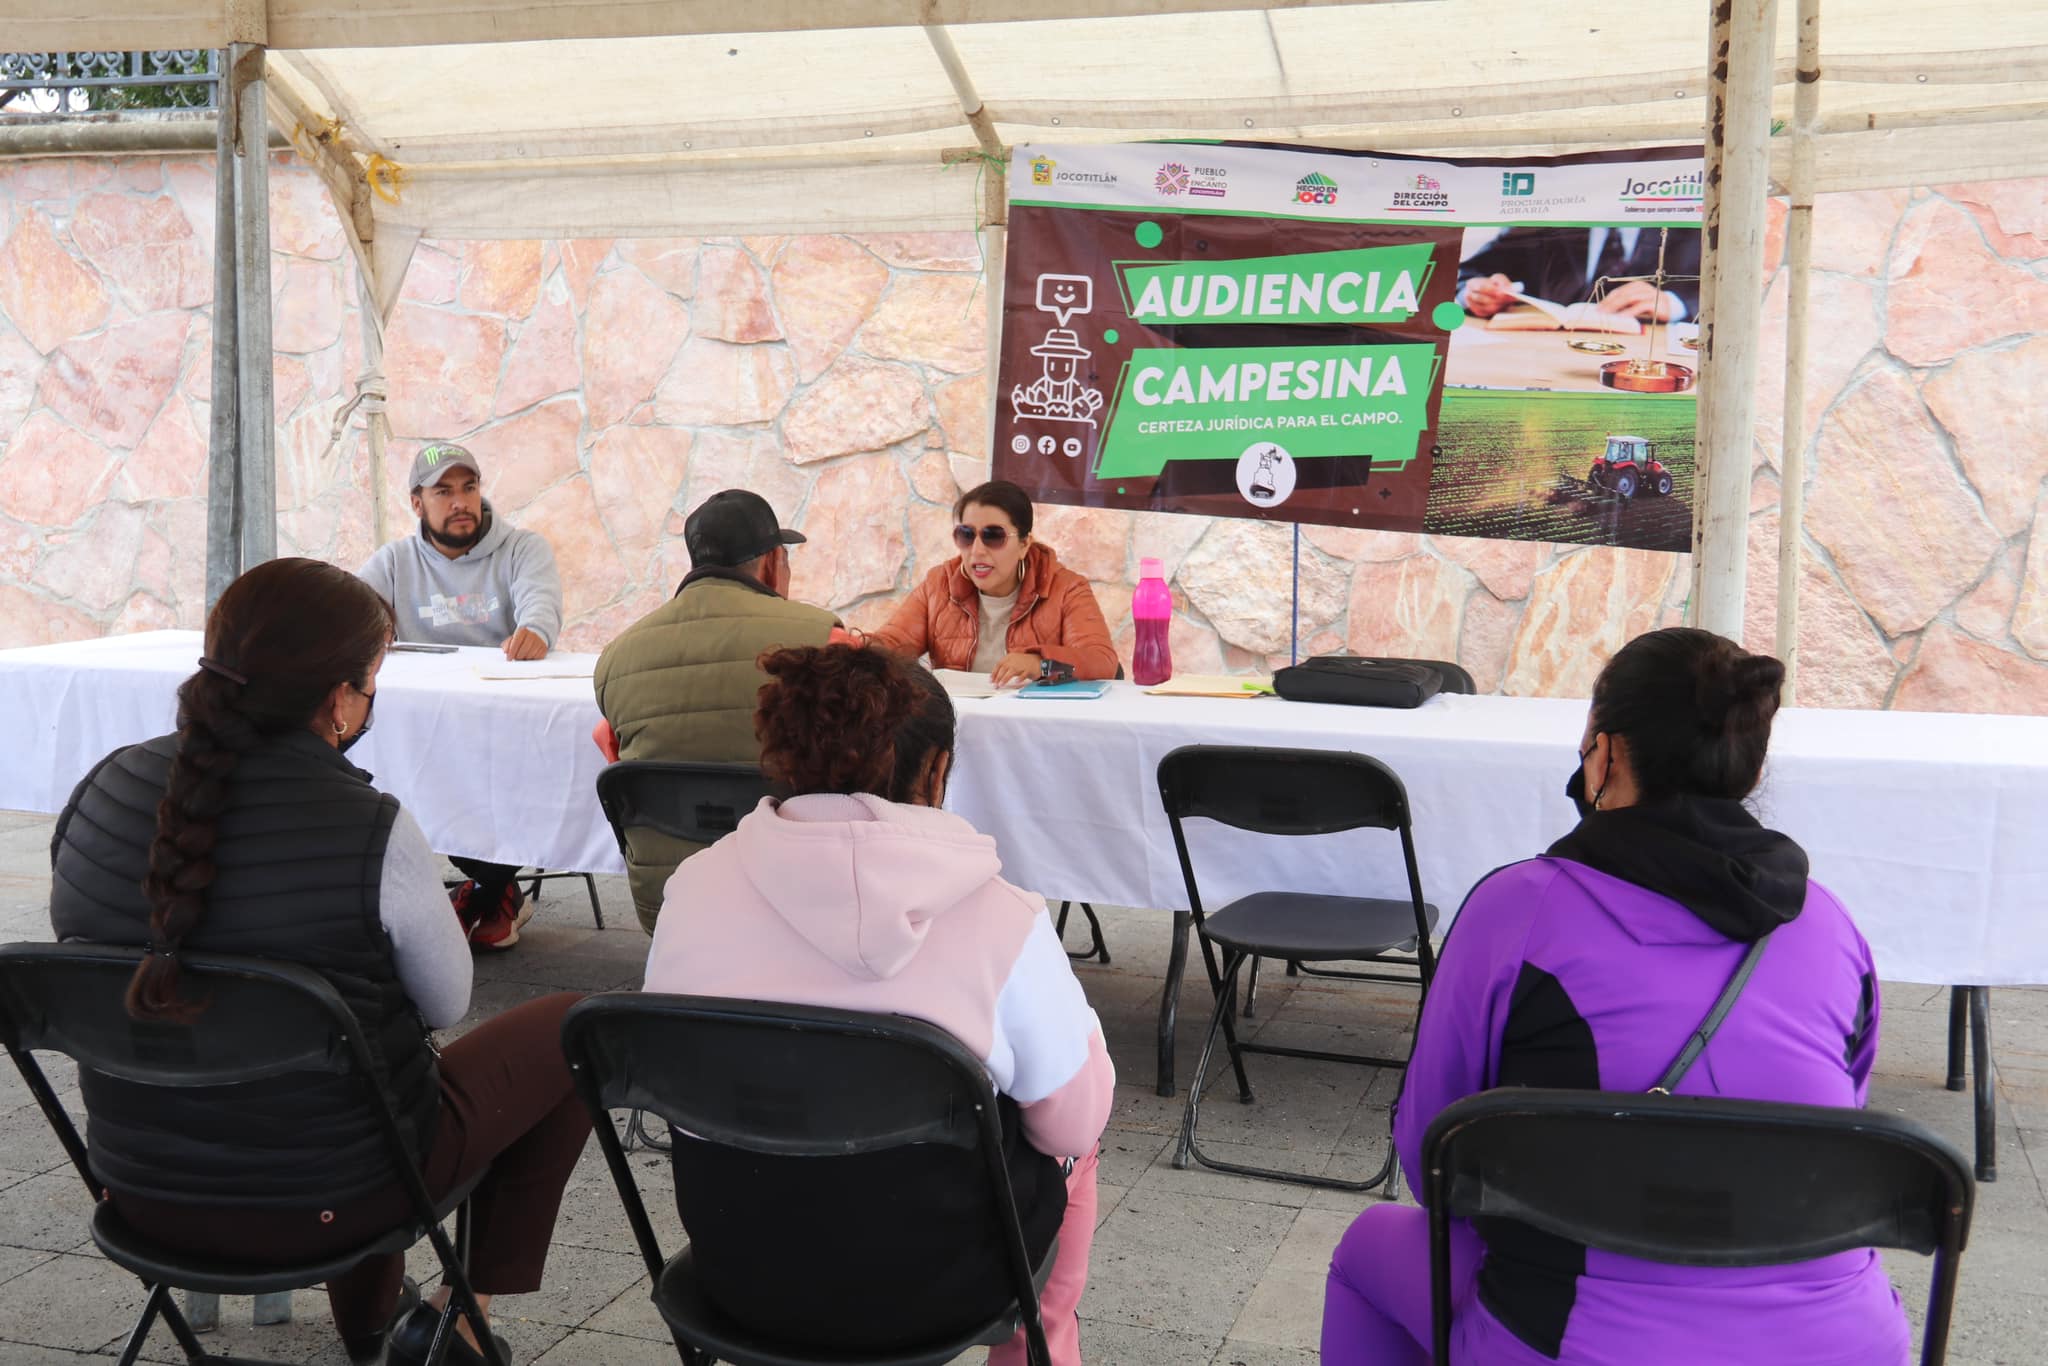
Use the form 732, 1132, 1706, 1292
643, 791, 1115, 1160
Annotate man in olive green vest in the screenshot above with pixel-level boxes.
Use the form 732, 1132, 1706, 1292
594, 490, 837, 932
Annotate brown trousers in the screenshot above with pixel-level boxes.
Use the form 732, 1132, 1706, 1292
114, 991, 592, 1342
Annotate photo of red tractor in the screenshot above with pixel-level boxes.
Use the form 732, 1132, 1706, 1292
1588, 434, 1675, 499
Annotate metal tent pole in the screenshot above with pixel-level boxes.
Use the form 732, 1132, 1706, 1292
1291, 524, 1301, 666
229, 41, 276, 569
203, 48, 241, 612
1689, 0, 1781, 639
1774, 0, 1822, 700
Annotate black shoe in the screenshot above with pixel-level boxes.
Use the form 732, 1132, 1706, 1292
384, 1301, 512, 1366
342, 1275, 424, 1365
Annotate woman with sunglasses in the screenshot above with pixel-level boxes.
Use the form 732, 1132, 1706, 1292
871, 479, 1119, 685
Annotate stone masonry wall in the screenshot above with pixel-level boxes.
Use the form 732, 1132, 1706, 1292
1, 152, 2044, 711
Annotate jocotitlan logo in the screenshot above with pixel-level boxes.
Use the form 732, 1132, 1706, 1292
1031, 156, 1056, 186
1295, 172, 1338, 205
1620, 169, 1705, 204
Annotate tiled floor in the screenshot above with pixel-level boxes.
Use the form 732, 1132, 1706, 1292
0, 808, 2041, 1363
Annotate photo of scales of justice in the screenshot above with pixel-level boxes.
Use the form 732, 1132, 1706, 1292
1561, 226, 1701, 394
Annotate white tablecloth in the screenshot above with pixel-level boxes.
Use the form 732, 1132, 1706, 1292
0, 631, 621, 876
6, 630, 2048, 985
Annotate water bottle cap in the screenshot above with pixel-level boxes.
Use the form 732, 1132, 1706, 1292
1139, 557, 1164, 579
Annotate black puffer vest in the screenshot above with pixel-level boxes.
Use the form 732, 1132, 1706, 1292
48, 730, 440, 1206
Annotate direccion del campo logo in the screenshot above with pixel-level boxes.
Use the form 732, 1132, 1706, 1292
1294, 172, 1338, 205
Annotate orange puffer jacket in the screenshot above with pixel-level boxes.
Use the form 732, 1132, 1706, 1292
870, 543, 1120, 679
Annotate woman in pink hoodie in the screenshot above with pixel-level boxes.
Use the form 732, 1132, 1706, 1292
643, 643, 1115, 1364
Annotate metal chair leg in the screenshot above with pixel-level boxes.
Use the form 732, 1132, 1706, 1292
1053, 901, 1110, 963
1946, 986, 1968, 1091
1970, 985, 1996, 1182
1243, 955, 1261, 1017
1157, 911, 1193, 1097
624, 1107, 672, 1153
1176, 950, 1396, 1193
115, 1283, 172, 1366
520, 870, 607, 930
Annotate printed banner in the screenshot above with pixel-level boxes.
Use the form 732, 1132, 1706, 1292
993, 141, 1705, 552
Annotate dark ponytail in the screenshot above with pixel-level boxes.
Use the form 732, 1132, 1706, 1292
128, 558, 395, 1022
1588, 627, 1786, 805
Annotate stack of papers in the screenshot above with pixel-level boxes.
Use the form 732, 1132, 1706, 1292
472, 661, 596, 681
1144, 674, 1273, 698
932, 669, 1006, 698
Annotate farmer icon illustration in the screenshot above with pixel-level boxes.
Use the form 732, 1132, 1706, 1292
1011, 273, 1105, 437
1236, 442, 1296, 507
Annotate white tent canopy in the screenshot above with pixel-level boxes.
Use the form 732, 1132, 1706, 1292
8, 0, 2048, 238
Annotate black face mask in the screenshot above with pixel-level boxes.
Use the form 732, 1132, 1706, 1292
1566, 740, 1598, 819
339, 689, 375, 755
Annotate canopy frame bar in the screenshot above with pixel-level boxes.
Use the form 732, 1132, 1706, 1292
1691, 0, 1781, 640
1776, 0, 1823, 698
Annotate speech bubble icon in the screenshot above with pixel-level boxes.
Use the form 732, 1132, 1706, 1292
1036, 273, 1093, 328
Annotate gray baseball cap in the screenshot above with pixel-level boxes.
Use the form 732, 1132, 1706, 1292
408, 442, 481, 490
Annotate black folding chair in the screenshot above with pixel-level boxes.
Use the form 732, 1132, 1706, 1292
594, 760, 778, 1151
1423, 1088, 1974, 1366
0, 942, 501, 1366
596, 760, 776, 864
1946, 985, 1995, 1181
1157, 745, 1437, 1190
1272, 656, 1470, 1003
560, 993, 1056, 1366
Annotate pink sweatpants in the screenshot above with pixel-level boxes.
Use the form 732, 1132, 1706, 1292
990, 1147, 1099, 1366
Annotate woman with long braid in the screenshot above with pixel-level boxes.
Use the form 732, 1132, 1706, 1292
49, 558, 591, 1366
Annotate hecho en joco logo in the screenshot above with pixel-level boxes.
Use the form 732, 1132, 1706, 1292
1295, 172, 1339, 206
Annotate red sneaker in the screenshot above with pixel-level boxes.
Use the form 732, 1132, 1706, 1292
447, 880, 480, 935
468, 885, 536, 952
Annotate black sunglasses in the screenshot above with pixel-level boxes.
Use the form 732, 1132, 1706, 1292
953, 524, 1014, 549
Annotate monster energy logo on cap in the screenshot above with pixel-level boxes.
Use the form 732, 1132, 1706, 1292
408, 441, 482, 489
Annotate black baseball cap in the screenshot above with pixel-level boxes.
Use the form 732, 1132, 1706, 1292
684, 489, 805, 568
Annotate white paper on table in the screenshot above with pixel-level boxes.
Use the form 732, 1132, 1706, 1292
471, 661, 596, 681
931, 668, 1013, 699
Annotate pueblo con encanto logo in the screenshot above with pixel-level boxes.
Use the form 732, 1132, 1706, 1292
1156, 161, 1227, 198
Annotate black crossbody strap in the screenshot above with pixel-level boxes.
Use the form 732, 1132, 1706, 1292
1650, 931, 1774, 1094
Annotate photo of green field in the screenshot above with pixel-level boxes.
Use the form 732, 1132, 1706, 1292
1422, 388, 1696, 551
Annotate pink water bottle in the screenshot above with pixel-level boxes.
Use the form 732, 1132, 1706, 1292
1132, 557, 1174, 686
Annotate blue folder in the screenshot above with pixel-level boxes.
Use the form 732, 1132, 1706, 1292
1018, 679, 1111, 699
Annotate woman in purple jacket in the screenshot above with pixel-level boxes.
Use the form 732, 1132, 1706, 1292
1322, 628, 1907, 1366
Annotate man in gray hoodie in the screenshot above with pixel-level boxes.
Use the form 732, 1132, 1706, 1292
359, 442, 563, 657
358, 441, 565, 948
